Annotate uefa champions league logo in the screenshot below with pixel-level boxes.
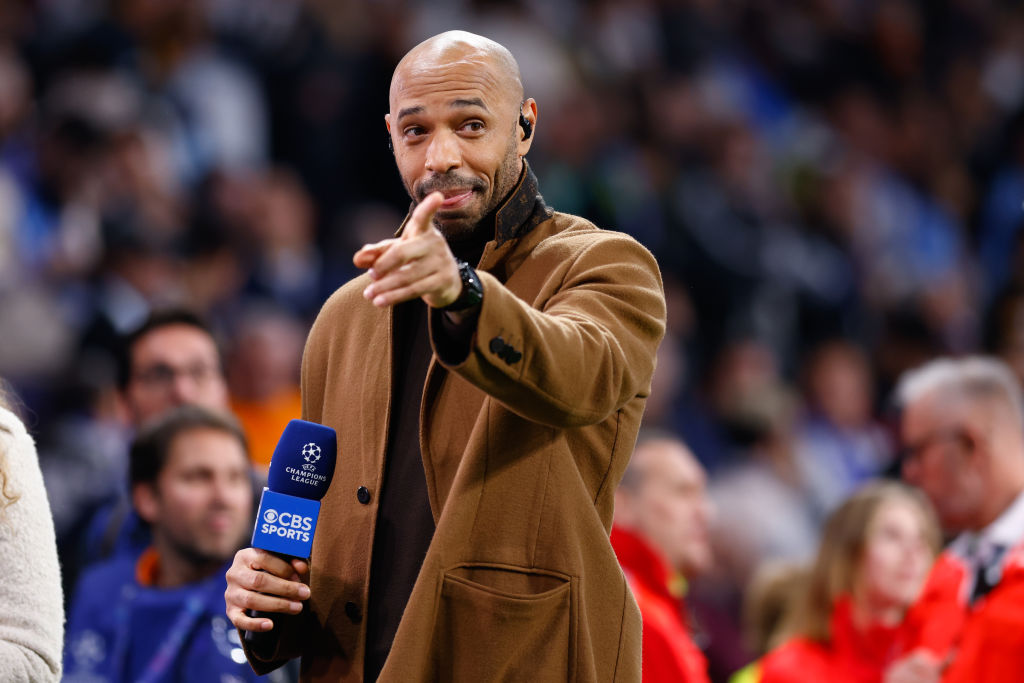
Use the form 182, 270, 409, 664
301, 442, 321, 472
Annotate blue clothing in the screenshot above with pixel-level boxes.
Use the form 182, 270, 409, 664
80, 496, 151, 565
64, 555, 268, 683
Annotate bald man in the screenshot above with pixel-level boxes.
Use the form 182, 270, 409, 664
886, 357, 1024, 683
225, 31, 665, 682
611, 431, 712, 682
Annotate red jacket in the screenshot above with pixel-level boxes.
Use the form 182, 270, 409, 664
899, 542, 1024, 682
755, 596, 903, 683
611, 526, 710, 683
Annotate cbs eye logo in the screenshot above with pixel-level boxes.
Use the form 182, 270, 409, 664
263, 509, 279, 524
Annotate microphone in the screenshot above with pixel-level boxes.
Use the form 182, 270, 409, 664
244, 419, 337, 646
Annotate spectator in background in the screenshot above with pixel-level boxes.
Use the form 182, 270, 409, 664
793, 339, 892, 517
187, 167, 329, 319
611, 430, 712, 683
226, 302, 306, 471
0, 380, 64, 682
738, 562, 808, 664
707, 338, 819, 588
63, 405, 265, 682
735, 481, 938, 683
61, 308, 232, 590
888, 356, 1024, 683
109, 0, 268, 185
117, 308, 228, 426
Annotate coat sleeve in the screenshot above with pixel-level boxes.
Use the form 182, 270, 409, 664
431, 232, 666, 428
0, 408, 64, 683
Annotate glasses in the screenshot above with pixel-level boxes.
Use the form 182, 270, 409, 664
133, 362, 220, 390
897, 428, 971, 464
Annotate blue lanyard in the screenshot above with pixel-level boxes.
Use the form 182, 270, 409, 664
136, 594, 206, 683
110, 585, 209, 683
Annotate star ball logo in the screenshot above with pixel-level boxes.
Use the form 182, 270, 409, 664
301, 442, 321, 472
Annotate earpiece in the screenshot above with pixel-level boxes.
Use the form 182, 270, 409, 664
387, 133, 394, 153
519, 112, 532, 140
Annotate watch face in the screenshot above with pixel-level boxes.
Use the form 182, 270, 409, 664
447, 260, 483, 311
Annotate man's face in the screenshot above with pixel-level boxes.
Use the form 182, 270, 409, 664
386, 50, 529, 238
620, 441, 713, 578
125, 324, 228, 425
899, 393, 982, 533
138, 426, 253, 566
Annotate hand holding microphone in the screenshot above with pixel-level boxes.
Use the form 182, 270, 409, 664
224, 419, 336, 646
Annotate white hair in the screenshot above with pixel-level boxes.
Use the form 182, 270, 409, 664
895, 356, 1024, 425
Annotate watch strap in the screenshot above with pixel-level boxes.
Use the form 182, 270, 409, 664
443, 259, 484, 311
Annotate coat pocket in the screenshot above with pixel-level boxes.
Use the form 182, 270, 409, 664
435, 563, 573, 682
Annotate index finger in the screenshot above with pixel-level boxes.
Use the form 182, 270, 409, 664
404, 191, 444, 238
249, 548, 300, 579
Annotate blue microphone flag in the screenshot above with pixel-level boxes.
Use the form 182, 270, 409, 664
265, 419, 337, 500
253, 490, 322, 557
252, 419, 337, 559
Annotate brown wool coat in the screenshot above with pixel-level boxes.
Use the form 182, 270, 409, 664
247, 186, 666, 682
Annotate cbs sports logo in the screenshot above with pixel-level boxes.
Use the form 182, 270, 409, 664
260, 508, 313, 543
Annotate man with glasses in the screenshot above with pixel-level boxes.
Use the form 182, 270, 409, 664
886, 356, 1024, 683
73, 309, 234, 572
119, 309, 229, 426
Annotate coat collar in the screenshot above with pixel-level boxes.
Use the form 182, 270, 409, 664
490, 161, 553, 245
950, 489, 1024, 561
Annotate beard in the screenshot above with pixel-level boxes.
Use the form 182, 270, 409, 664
409, 137, 522, 240
163, 515, 248, 570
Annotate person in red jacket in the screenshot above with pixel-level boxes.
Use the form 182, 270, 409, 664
739, 481, 939, 683
611, 430, 713, 683
886, 356, 1024, 683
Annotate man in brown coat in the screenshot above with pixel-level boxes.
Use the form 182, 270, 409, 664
225, 30, 666, 682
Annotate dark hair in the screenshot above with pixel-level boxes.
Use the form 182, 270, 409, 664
117, 308, 221, 389
129, 404, 248, 488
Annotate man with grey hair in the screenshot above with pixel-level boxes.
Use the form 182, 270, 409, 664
885, 356, 1024, 683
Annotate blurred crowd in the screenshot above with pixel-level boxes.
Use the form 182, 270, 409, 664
2, 0, 1024, 681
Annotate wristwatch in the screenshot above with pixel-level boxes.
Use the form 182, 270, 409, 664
444, 259, 484, 311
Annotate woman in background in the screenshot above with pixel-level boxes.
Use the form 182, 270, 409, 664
0, 381, 64, 681
734, 480, 940, 683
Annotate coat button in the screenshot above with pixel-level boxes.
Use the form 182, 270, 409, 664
489, 336, 506, 354
356, 486, 371, 504
345, 601, 362, 623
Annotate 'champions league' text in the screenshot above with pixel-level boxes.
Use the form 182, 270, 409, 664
286, 466, 328, 488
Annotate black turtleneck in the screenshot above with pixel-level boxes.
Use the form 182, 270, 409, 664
362, 163, 550, 681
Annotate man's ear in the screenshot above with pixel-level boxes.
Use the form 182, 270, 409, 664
133, 483, 160, 525
517, 98, 537, 157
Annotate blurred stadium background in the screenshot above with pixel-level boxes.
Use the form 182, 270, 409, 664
2, 1, 1023, 679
